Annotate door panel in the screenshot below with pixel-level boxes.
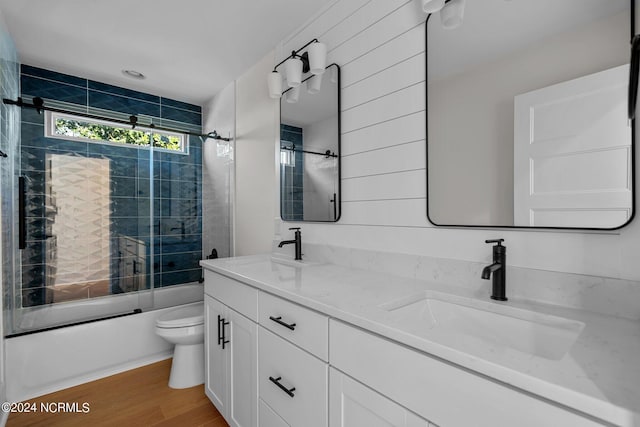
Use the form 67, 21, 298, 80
329, 368, 429, 427
205, 295, 227, 414
514, 64, 632, 227
227, 308, 258, 427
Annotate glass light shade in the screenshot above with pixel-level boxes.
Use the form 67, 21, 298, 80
306, 75, 323, 94
422, 0, 445, 13
267, 71, 282, 99
308, 42, 327, 75
285, 57, 303, 87
285, 86, 300, 103
441, 0, 465, 29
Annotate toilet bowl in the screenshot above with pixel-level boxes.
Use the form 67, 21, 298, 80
155, 302, 205, 389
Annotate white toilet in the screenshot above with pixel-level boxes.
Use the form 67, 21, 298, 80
155, 302, 205, 389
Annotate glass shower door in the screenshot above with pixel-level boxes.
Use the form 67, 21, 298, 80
0, 49, 20, 337
13, 110, 156, 334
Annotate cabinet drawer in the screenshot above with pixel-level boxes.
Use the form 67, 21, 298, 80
329, 320, 602, 427
259, 291, 329, 361
259, 399, 289, 427
204, 269, 258, 321
259, 327, 327, 427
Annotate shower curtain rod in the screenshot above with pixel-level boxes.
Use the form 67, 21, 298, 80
2, 97, 231, 141
280, 144, 337, 158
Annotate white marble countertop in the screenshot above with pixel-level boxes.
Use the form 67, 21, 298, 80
201, 254, 640, 426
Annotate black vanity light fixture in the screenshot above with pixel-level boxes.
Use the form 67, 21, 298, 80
267, 39, 327, 99
422, 0, 466, 29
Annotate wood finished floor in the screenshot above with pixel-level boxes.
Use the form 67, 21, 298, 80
7, 359, 229, 427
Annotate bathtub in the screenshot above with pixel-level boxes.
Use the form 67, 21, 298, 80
14, 282, 204, 332
5, 283, 204, 402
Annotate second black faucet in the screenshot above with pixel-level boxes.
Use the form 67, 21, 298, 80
481, 238, 507, 301
278, 227, 302, 260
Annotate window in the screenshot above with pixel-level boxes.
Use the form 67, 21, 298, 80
280, 148, 295, 167
45, 111, 187, 153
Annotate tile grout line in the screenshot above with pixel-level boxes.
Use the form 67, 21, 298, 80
21, 73, 202, 115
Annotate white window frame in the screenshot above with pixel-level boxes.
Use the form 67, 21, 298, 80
45, 111, 188, 155
280, 149, 295, 167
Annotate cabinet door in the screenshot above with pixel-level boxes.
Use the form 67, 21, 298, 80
227, 307, 258, 427
205, 295, 228, 414
329, 368, 429, 427
259, 399, 289, 427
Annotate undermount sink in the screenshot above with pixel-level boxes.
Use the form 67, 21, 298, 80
381, 291, 584, 360
269, 255, 320, 268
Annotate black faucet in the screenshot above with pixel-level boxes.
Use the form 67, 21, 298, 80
278, 227, 302, 260
481, 239, 507, 301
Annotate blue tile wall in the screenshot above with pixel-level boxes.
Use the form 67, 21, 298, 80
21, 64, 86, 86
21, 75, 87, 106
280, 124, 304, 221
160, 105, 201, 126
162, 97, 202, 113
88, 80, 159, 103
88, 90, 160, 117
20, 65, 203, 305
20, 64, 201, 124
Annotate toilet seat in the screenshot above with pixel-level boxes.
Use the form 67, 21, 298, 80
156, 302, 204, 328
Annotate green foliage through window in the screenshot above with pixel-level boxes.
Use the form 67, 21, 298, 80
53, 116, 184, 151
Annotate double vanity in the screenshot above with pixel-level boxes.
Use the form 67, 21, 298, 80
199, 1, 640, 425
200, 251, 640, 427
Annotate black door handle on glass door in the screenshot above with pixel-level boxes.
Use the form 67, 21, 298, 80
18, 176, 26, 249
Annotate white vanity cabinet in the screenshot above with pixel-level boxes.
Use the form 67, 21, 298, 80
204, 271, 258, 427
329, 320, 603, 427
202, 260, 619, 427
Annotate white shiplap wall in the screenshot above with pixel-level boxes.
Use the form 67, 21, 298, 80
274, 0, 640, 282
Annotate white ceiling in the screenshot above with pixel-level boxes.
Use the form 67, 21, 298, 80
0, 0, 335, 105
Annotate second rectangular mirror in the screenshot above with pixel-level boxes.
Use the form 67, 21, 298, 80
280, 64, 340, 222
426, 0, 633, 229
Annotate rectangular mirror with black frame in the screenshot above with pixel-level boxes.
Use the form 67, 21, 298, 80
426, 0, 634, 229
280, 63, 340, 222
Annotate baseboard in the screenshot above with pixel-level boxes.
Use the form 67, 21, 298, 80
0, 406, 9, 427
15, 351, 173, 403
